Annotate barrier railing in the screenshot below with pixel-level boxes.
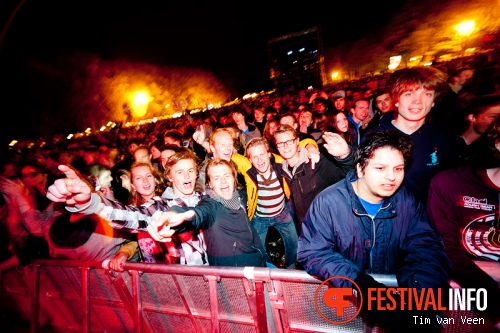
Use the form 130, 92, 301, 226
1, 259, 498, 333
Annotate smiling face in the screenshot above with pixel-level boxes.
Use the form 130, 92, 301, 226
207, 163, 235, 200
166, 158, 197, 197
395, 87, 435, 126
274, 130, 299, 162
247, 143, 271, 176
209, 131, 234, 161
354, 147, 405, 203
131, 165, 156, 201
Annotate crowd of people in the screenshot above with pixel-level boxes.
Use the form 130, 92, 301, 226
1, 52, 500, 331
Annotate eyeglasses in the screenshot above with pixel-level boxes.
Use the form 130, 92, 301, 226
276, 138, 297, 148
21, 171, 40, 178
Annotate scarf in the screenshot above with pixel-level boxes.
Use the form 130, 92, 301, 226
206, 187, 242, 210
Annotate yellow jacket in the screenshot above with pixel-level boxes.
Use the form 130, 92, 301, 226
231, 138, 317, 220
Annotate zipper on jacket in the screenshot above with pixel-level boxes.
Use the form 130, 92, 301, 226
233, 241, 237, 266
354, 208, 375, 272
370, 216, 376, 271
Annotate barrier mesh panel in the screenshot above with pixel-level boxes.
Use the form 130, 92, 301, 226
40, 265, 81, 298
148, 312, 201, 333
1, 268, 31, 321
2, 261, 496, 333
91, 303, 134, 333
216, 277, 252, 319
219, 320, 256, 333
38, 266, 83, 329
280, 281, 363, 332
89, 269, 125, 302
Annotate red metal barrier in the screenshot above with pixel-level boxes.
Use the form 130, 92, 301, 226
1, 259, 498, 333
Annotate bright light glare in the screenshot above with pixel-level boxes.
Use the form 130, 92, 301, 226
388, 56, 402, 70
8, 140, 17, 147
456, 20, 475, 36
131, 91, 150, 118
133, 92, 148, 105
331, 72, 339, 79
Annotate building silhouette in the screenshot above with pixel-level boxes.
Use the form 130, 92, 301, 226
267, 27, 327, 92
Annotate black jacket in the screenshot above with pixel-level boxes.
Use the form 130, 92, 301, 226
172, 197, 266, 267
278, 149, 354, 232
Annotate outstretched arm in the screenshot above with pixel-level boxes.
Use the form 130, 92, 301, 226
46, 165, 157, 231
147, 210, 195, 242
46, 165, 92, 209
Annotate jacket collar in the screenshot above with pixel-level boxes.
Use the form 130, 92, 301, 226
281, 148, 308, 178
344, 170, 396, 217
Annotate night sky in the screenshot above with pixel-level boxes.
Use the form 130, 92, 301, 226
0, 0, 404, 144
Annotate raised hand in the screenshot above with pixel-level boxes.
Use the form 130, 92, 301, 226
192, 124, 206, 145
0, 176, 25, 198
322, 132, 350, 158
305, 145, 320, 170
46, 165, 92, 208
0, 176, 32, 212
361, 115, 374, 130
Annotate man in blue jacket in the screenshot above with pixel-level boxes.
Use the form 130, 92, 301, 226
298, 130, 450, 332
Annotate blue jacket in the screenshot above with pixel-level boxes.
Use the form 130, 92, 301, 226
297, 170, 450, 292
